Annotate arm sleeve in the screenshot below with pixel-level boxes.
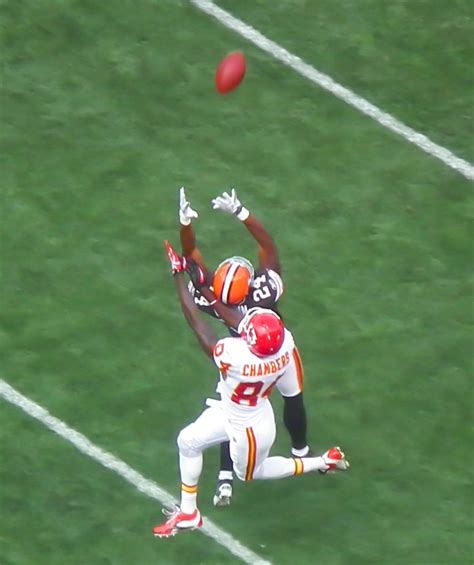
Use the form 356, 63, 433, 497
266, 269, 284, 301
188, 281, 217, 317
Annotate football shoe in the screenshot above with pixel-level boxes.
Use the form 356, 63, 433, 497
152, 504, 202, 538
213, 480, 233, 507
320, 446, 350, 473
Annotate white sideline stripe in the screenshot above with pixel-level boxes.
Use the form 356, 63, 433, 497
0, 379, 271, 565
190, 0, 474, 181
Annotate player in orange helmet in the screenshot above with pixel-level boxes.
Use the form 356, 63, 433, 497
152, 242, 349, 538
178, 187, 313, 507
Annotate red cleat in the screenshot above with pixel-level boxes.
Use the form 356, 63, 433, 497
153, 505, 202, 538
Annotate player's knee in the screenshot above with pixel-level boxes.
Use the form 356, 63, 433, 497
234, 467, 247, 481
177, 425, 201, 457
233, 463, 253, 482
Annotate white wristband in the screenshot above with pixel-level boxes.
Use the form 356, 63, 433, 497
235, 206, 250, 221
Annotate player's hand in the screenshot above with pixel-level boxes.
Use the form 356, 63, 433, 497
212, 188, 249, 221
179, 187, 198, 226
164, 240, 184, 275
184, 257, 209, 289
212, 188, 241, 214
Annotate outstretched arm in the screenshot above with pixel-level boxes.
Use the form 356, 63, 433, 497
212, 189, 281, 274
164, 240, 217, 357
180, 224, 207, 267
174, 273, 218, 357
242, 213, 281, 274
184, 258, 244, 330
201, 286, 244, 330
178, 187, 207, 269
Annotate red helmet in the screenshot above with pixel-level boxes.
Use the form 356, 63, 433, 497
240, 308, 285, 357
213, 256, 254, 305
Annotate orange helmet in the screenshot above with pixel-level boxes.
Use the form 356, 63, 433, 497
213, 256, 254, 305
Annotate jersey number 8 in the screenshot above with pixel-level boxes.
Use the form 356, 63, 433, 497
231, 380, 277, 406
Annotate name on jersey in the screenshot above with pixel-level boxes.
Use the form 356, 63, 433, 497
242, 352, 290, 377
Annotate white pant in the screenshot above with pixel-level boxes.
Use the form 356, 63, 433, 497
177, 400, 276, 481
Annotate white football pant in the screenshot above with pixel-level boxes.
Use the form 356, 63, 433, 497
177, 399, 316, 482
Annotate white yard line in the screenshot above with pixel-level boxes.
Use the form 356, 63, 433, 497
190, 0, 474, 181
0, 379, 271, 565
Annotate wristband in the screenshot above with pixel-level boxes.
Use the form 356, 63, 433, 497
235, 206, 250, 221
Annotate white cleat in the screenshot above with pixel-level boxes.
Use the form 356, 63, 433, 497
213, 480, 233, 507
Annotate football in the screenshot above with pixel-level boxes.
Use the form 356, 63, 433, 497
215, 52, 246, 94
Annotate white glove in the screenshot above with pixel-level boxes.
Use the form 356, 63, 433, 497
212, 188, 249, 221
179, 187, 198, 226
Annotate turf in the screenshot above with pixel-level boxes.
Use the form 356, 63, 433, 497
1, 1, 473, 564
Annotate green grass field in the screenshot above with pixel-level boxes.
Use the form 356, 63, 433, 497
1, 1, 473, 563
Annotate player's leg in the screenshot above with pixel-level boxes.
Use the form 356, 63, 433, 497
230, 402, 349, 481
177, 405, 229, 512
283, 393, 310, 454
153, 406, 228, 537
277, 346, 312, 457
212, 381, 234, 507
230, 400, 278, 481
252, 447, 349, 479
213, 441, 234, 507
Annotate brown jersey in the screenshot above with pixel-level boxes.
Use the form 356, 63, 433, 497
189, 268, 284, 336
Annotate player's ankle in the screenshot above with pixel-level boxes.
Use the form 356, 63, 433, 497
302, 456, 326, 473
291, 445, 310, 457
218, 470, 233, 482
180, 502, 198, 515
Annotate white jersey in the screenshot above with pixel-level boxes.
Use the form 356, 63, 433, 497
212, 328, 296, 428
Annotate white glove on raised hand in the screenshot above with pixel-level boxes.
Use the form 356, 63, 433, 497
179, 187, 198, 226
211, 188, 249, 221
